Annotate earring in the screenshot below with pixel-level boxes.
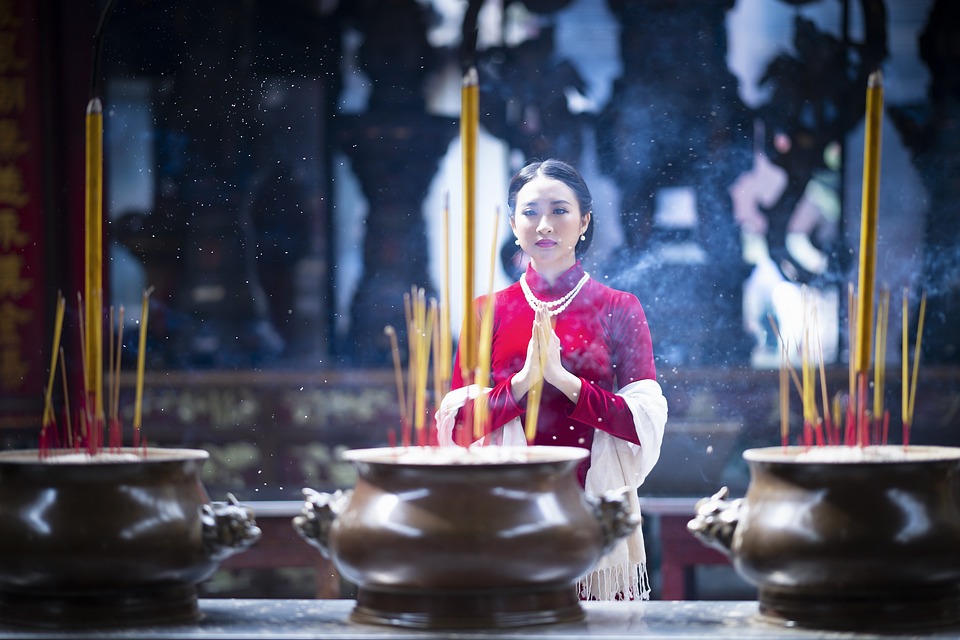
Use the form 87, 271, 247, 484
579, 234, 586, 242
514, 238, 520, 245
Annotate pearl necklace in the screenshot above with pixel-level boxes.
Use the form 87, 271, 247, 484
520, 272, 590, 317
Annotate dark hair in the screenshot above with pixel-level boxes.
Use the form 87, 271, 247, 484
507, 159, 594, 259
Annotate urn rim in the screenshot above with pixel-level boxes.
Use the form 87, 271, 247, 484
341, 444, 588, 467
0, 447, 210, 465
743, 444, 960, 465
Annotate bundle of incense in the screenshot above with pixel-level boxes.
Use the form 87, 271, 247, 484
41, 288, 153, 457
384, 325, 407, 446
412, 289, 433, 446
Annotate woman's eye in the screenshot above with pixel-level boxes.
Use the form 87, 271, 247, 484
553, 208, 568, 215
521, 209, 537, 217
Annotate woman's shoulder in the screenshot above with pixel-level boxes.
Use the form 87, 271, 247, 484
584, 277, 643, 309
474, 281, 523, 309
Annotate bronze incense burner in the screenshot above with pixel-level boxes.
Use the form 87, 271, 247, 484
688, 445, 960, 631
0, 448, 261, 628
294, 445, 638, 629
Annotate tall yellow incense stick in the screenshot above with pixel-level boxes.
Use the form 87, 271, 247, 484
85, 97, 104, 422
459, 66, 479, 379
854, 70, 883, 447
441, 193, 452, 386
854, 71, 884, 375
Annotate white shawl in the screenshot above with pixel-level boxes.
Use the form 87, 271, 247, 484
435, 378, 668, 600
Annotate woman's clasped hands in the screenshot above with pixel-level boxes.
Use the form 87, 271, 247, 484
511, 306, 583, 405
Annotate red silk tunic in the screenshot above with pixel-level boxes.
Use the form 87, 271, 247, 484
451, 262, 658, 485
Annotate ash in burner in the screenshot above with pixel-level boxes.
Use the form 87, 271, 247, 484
39, 452, 143, 464
344, 445, 587, 466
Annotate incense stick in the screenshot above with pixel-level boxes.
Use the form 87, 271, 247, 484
133, 288, 153, 440
59, 348, 72, 449
854, 71, 883, 378
780, 340, 789, 448
84, 98, 105, 429
430, 300, 442, 439
384, 325, 406, 445
524, 307, 550, 443
902, 287, 909, 438
110, 306, 125, 450
441, 192, 451, 387
907, 290, 927, 428
413, 289, 433, 446
460, 66, 479, 380
473, 210, 500, 440
41, 294, 66, 430
872, 288, 889, 443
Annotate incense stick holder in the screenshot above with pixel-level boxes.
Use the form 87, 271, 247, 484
0, 448, 261, 628
688, 445, 960, 631
294, 445, 638, 629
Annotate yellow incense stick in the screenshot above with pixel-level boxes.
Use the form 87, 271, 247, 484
902, 288, 909, 427
854, 71, 883, 375
414, 290, 433, 442
430, 301, 442, 422
384, 325, 407, 433
816, 315, 830, 429
908, 290, 927, 424
85, 98, 104, 422
780, 342, 789, 446
441, 193, 451, 387
473, 211, 500, 440
113, 306, 125, 423
403, 290, 415, 429
873, 288, 889, 421
133, 288, 153, 433
59, 348, 72, 447
42, 295, 66, 428
460, 66, 479, 379
848, 283, 856, 402
524, 310, 549, 443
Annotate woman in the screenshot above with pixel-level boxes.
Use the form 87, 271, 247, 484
437, 159, 668, 600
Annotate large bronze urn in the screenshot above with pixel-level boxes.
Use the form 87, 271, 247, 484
0, 448, 261, 628
294, 445, 639, 629
688, 445, 960, 631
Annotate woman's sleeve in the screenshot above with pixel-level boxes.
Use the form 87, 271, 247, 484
568, 292, 659, 445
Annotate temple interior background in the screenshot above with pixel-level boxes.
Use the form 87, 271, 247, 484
3, 0, 960, 601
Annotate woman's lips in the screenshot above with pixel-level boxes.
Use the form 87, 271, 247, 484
535, 239, 557, 248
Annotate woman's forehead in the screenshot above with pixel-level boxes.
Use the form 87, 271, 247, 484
516, 176, 577, 204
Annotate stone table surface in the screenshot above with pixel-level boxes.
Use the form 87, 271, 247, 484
1, 599, 959, 640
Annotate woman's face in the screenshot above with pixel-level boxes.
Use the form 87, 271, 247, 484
510, 175, 590, 278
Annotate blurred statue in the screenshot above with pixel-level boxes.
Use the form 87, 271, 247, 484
596, 0, 753, 364
756, 1, 887, 286
889, 0, 960, 362
337, 0, 456, 363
